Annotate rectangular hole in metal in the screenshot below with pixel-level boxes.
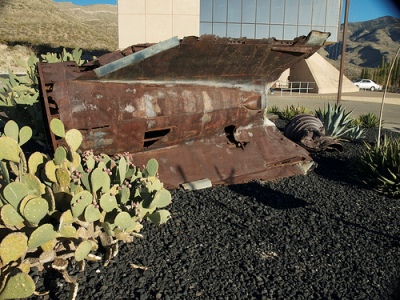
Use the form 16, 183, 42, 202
143, 128, 171, 148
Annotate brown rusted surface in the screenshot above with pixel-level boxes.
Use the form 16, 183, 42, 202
38, 31, 330, 188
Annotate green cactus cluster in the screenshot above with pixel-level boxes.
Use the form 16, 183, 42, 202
0, 119, 172, 299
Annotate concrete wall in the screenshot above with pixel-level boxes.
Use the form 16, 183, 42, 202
290, 53, 359, 94
118, 0, 200, 49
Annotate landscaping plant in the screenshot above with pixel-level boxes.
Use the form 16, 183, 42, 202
358, 112, 380, 128
315, 102, 365, 140
279, 104, 310, 120
357, 136, 400, 198
0, 119, 172, 299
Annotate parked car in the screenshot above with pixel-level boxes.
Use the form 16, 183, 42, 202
352, 79, 382, 91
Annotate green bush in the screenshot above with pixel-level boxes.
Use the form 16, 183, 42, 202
357, 112, 380, 128
357, 137, 400, 197
266, 105, 280, 114
279, 104, 310, 120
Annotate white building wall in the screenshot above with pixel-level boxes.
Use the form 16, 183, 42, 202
118, 0, 200, 49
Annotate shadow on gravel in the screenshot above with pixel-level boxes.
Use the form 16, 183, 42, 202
228, 181, 312, 210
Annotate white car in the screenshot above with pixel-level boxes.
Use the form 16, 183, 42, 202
353, 79, 382, 91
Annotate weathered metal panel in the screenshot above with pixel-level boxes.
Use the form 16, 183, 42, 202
38, 31, 330, 188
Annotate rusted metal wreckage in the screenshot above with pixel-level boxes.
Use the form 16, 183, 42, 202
38, 31, 330, 189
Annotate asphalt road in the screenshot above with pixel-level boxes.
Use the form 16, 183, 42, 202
268, 90, 400, 132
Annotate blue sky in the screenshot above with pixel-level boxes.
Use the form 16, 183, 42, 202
54, 0, 400, 22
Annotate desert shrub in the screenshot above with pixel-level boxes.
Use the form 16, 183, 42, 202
357, 136, 400, 197
267, 105, 280, 114
279, 104, 310, 120
357, 112, 380, 128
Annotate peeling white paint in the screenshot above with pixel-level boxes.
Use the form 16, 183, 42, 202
123, 104, 135, 113
201, 113, 211, 125
125, 88, 137, 94
202, 91, 213, 112
144, 95, 156, 117
95, 94, 103, 99
72, 102, 86, 113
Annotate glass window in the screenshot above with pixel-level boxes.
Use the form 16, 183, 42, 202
284, 0, 299, 25
325, 0, 340, 26
242, 0, 256, 23
213, 0, 228, 22
298, 0, 312, 25
256, 0, 271, 24
200, 22, 213, 35
228, 0, 241, 22
200, 0, 212, 22
213, 22, 227, 36
270, 0, 284, 24
255, 24, 270, 38
283, 25, 298, 39
270, 24, 283, 38
297, 25, 312, 36
325, 26, 339, 40
312, 1, 326, 26
242, 24, 255, 38
227, 23, 241, 38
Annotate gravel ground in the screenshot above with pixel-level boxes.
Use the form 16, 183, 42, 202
29, 123, 400, 300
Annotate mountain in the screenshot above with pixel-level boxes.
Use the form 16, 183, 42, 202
0, 0, 399, 79
320, 16, 400, 79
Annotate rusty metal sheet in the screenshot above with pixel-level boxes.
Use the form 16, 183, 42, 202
37, 31, 330, 188
80, 30, 330, 85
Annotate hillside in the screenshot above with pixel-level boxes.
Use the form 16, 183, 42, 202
0, 0, 117, 72
0, 1, 399, 78
322, 16, 400, 79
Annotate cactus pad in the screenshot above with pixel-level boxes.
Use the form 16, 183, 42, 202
4, 120, 19, 141
1, 204, 25, 228
0, 232, 28, 265
20, 173, 45, 196
44, 160, 58, 183
114, 211, 135, 231
71, 191, 92, 218
145, 158, 159, 177
91, 168, 110, 193
153, 189, 172, 208
50, 118, 65, 138
99, 193, 118, 212
0, 136, 22, 162
75, 240, 92, 262
28, 223, 58, 249
147, 209, 171, 225
65, 129, 82, 152
0, 272, 35, 299
22, 197, 49, 225
54, 146, 67, 165
84, 204, 101, 222
3, 182, 29, 209
18, 126, 33, 146
55, 168, 70, 190
28, 152, 48, 176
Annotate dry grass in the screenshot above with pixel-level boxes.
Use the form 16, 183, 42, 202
0, 0, 117, 73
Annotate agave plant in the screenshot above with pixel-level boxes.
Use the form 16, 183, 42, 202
357, 136, 400, 198
315, 103, 365, 140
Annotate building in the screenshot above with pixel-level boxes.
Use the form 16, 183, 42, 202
117, 0, 358, 93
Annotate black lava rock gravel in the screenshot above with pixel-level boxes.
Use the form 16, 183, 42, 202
29, 126, 400, 300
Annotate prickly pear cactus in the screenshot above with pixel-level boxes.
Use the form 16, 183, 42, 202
0, 119, 172, 299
